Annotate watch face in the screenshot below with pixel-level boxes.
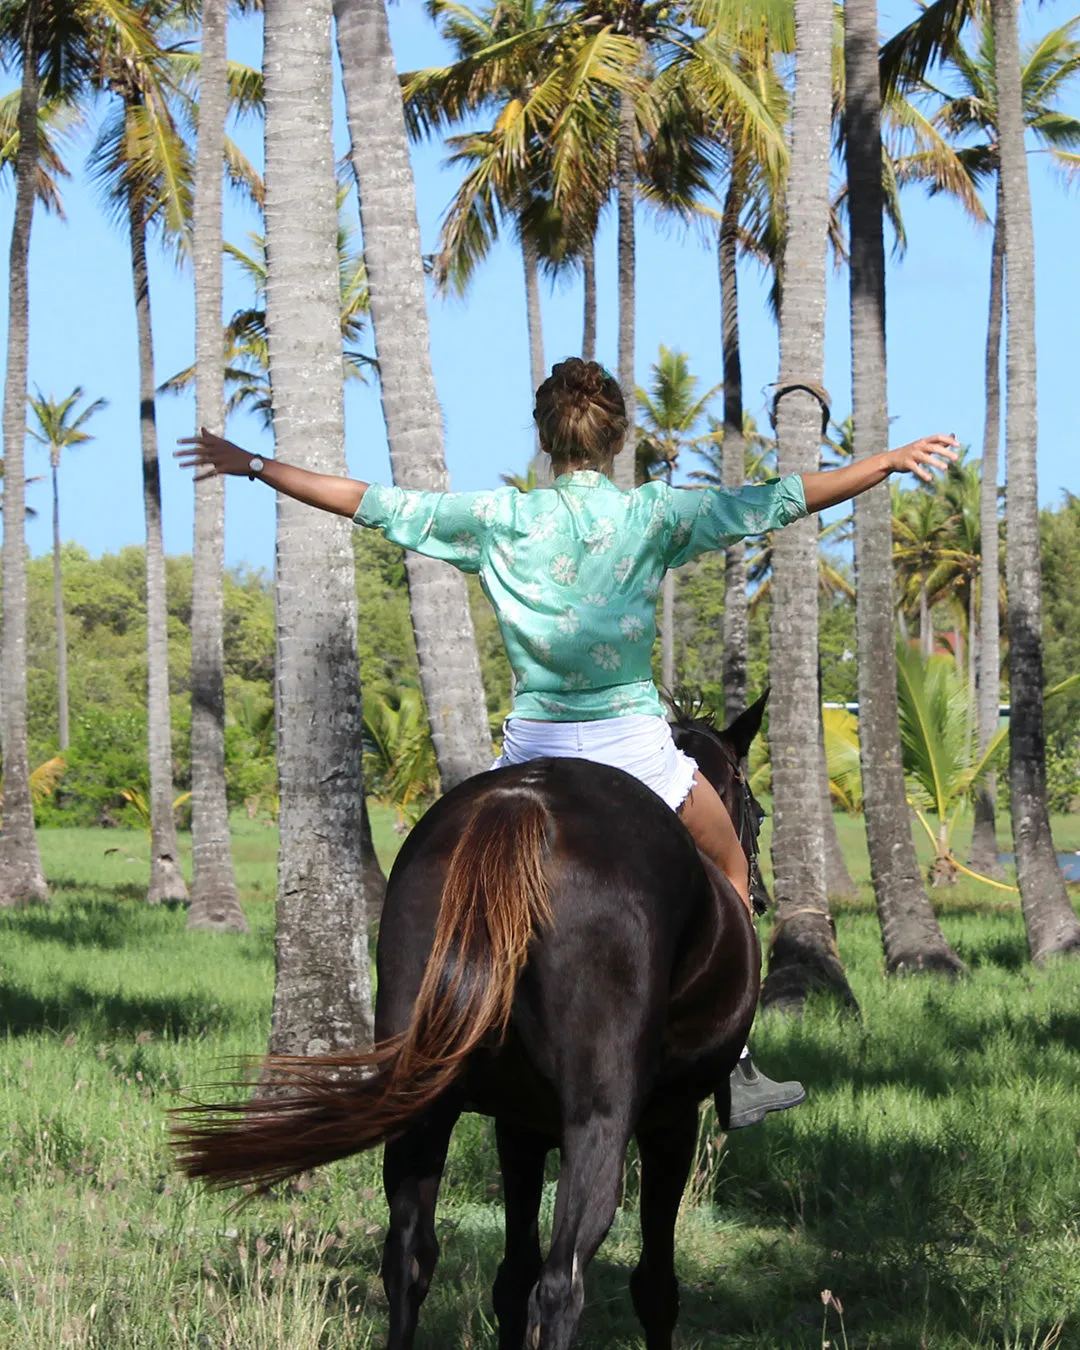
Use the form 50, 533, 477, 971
250, 457, 264, 472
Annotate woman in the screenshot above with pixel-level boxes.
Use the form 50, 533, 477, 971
177, 358, 957, 1123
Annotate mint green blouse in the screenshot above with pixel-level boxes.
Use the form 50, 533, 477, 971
354, 470, 807, 722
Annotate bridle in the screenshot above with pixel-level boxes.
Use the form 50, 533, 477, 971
719, 742, 768, 915
675, 718, 769, 914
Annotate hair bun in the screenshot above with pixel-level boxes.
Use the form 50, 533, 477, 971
551, 358, 608, 408
534, 359, 628, 468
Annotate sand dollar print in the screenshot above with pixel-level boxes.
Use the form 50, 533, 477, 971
549, 552, 579, 586
589, 642, 621, 672
470, 493, 499, 524
452, 531, 481, 561
584, 518, 616, 555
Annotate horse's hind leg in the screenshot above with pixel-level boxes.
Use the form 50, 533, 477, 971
493, 1118, 551, 1350
524, 1109, 632, 1350
629, 1107, 698, 1350
381, 1091, 461, 1350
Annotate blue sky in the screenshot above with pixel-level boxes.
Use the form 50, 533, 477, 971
6, 0, 1079, 573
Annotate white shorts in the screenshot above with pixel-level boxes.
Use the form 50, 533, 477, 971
492, 713, 699, 813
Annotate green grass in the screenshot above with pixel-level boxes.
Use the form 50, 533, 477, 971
2, 813, 1080, 1347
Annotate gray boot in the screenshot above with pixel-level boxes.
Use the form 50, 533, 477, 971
727, 1055, 806, 1129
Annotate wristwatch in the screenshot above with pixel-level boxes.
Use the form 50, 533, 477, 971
248, 456, 265, 481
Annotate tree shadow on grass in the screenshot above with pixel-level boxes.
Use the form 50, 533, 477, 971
3, 896, 156, 950
0, 978, 234, 1039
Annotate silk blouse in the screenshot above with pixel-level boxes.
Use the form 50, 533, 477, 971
354, 469, 807, 721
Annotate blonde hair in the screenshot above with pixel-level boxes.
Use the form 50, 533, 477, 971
533, 359, 627, 470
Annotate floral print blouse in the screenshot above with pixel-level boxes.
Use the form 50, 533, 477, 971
354, 469, 807, 722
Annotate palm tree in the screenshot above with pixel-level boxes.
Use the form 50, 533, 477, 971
0, 0, 48, 905
843, 0, 963, 975
87, 1, 261, 906
187, 0, 247, 934
915, 15, 1080, 877
992, 0, 1080, 963
27, 386, 107, 752
87, 0, 193, 905
401, 0, 583, 414
333, 0, 499, 790
160, 206, 372, 423
636, 344, 718, 689
892, 483, 955, 659
760, 0, 855, 1014
262, 0, 373, 1055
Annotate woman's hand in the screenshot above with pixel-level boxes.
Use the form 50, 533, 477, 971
175, 428, 256, 480
801, 433, 961, 513
886, 434, 961, 483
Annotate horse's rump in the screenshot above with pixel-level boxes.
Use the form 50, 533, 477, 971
171, 778, 555, 1190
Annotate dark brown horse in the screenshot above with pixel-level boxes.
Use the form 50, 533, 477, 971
173, 694, 769, 1350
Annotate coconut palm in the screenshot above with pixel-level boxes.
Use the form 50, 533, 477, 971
992, 0, 1080, 962
401, 0, 597, 410
0, 0, 48, 905
891, 482, 956, 659
848, 0, 973, 985
86, 0, 195, 905
759, 0, 855, 1014
87, 2, 262, 905
187, 0, 247, 934
912, 15, 1080, 877
261, 0, 374, 1054
636, 345, 719, 689
159, 202, 373, 426
846, 0, 968, 971
333, 0, 496, 791
27, 386, 107, 752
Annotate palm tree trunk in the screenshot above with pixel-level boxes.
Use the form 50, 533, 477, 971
993, 0, 1080, 962
129, 193, 188, 907
333, 0, 494, 789
361, 794, 386, 929
264, 0, 373, 1056
760, 0, 855, 1014
521, 232, 545, 399
844, 0, 962, 974
0, 3, 47, 906
582, 235, 597, 363
919, 578, 932, 659
968, 180, 1005, 879
51, 457, 69, 751
719, 170, 747, 720
661, 569, 675, 690
188, 0, 246, 933
614, 87, 636, 490
817, 674, 856, 899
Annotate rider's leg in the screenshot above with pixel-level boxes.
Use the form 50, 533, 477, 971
678, 772, 751, 912
678, 775, 807, 1129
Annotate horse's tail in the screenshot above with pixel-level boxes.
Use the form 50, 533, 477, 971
171, 787, 552, 1192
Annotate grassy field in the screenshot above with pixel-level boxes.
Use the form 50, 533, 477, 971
2, 809, 1080, 1348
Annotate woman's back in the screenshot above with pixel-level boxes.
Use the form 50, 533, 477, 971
356, 468, 806, 721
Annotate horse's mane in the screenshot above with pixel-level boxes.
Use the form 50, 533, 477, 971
662, 687, 721, 736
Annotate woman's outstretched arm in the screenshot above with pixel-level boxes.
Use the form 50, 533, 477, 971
175, 429, 367, 518
800, 433, 960, 513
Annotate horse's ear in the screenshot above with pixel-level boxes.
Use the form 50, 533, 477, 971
723, 687, 769, 759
